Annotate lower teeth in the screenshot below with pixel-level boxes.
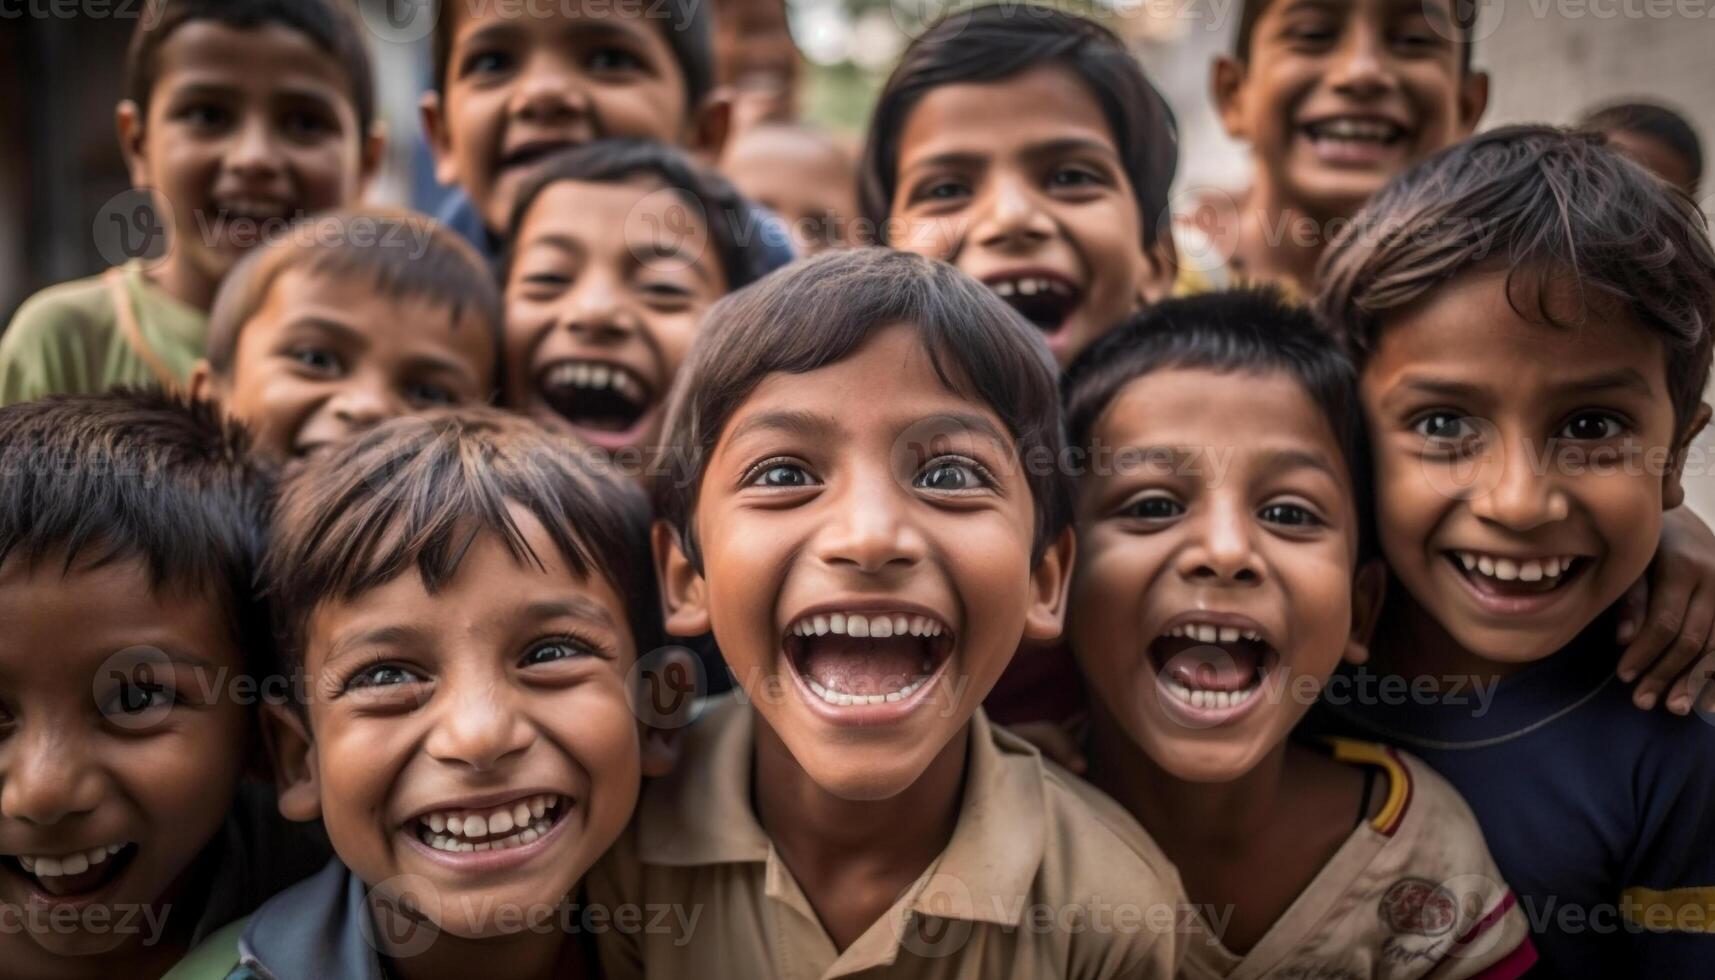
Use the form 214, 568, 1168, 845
1166, 681, 1258, 710
806, 674, 930, 706
422, 815, 556, 853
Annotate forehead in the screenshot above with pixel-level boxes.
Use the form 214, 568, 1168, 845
896, 63, 1119, 164
517, 179, 720, 267
448, 0, 676, 51
251, 266, 495, 368
1095, 366, 1350, 489
152, 21, 354, 100
1255, 0, 1456, 26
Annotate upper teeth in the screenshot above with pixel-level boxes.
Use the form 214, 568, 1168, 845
417, 795, 562, 853
18, 843, 126, 877
1310, 118, 1401, 141
990, 276, 1074, 299
790, 612, 945, 639
542, 361, 647, 403
1454, 552, 1577, 582
1163, 622, 1262, 644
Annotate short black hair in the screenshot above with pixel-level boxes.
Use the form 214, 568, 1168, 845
1579, 100, 1704, 192
655, 248, 1072, 566
0, 389, 275, 661
126, 0, 376, 141
859, 3, 1177, 252
432, 0, 714, 112
1319, 124, 1715, 439
265, 408, 660, 679
1065, 288, 1372, 556
1233, 0, 1476, 75
505, 139, 770, 292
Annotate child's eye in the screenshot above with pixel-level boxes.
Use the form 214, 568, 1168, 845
640, 281, 695, 305
520, 639, 598, 667
280, 109, 337, 141
461, 50, 514, 77
1047, 166, 1103, 190
749, 462, 816, 489
915, 458, 990, 492
1259, 503, 1323, 528
100, 680, 175, 720
347, 663, 423, 690
178, 103, 231, 129
288, 347, 342, 375
915, 179, 970, 205
587, 47, 646, 73
1413, 412, 1479, 443
406, 382, 460, 407
1558, 413, 1626, 441
1119, 495, 1184, 521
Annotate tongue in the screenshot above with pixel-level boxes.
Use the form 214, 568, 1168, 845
1154, 637, 1263, 693
34, 859, 122, 898
800, 636, 930, 697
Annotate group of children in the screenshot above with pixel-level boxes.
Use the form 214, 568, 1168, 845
1, 0, 1713, 978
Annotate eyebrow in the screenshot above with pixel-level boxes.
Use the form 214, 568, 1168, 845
322, 623, 432, 669
1389, 369, 1656, 404
912, 411, 1014, 454
523, 597, 618, 631
725, 409, 839, 445
632, 239, 715, 286
1256, 447, 1345, 484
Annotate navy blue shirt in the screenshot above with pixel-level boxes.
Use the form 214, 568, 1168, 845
1309, 640, 1715, 977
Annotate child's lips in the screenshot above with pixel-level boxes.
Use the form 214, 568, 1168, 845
1441, 550, 1592, 616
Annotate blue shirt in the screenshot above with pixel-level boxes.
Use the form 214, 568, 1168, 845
1309, 638, 1715, 977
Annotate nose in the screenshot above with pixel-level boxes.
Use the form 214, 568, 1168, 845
972, 174, 1054, 253
511, 53, 592, 128
1327, 22, 1395, 99
225, 114, 284, 183
424, 681, 533, 772
560, 270, 641, 345
814, 469, 927, 575
328, 373, 404, 431
1, 727, 105, 826
1174, 498, 1265, 585
1468, 438, 1569, 532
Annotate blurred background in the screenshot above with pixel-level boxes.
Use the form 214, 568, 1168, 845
2, 0, 1714, 501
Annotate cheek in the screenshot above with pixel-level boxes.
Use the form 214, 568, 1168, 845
289, 142, 364, 205
890, 212, 959, 259
245, 373, 324, 453
649, 313, 703, 380
545, 684, 642, 827
129, 710, 249, 840
591, 85, 686, 142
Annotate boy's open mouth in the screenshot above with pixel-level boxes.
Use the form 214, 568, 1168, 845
4, 842, 134, 900
1300, 116, 1411, 165
536, 359, 655, 437
982, 273, 1083, 337
1148, 618, 1280, 716
1445, 550, 1588, 600
784, 611, 954, 708
410, 794, 570, 854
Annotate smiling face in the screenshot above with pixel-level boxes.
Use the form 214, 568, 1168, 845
1070, 368, 1370, 782
204, 267, 496, 462
1362, 270, 1691, 666
125, 22, 375, 305
662, 325, 1069, 800
888, 64, 1162, 366
0, 555, 248, 969
425, 3, 692, 234
1215, 0, 1486, 221
278, 509, 641, 940
504, 179, 727, 456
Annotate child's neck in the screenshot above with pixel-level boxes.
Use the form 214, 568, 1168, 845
378, 903, 589, 980
144, 255, 219, 313
1232, 177, 1340, 296
751, 715, 968, 952
1370, 592, 1530, 689
1086, 703, 1363, 954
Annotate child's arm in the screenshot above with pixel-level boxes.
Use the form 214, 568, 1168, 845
1616, 506, 1715, 714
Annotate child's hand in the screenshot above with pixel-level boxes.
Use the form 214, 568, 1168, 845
1009, 720, 1088, 774
1617, 507, 1715, 715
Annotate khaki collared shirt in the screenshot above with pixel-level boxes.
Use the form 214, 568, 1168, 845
588, 696, 1183, 980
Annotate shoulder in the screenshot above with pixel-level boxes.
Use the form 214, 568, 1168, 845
3, 273, 114, 345
160, 915, 249, 980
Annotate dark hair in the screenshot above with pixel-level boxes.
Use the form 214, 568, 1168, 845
654, 248, 1071, 565
265, 408, 659, 679
1319, 124, 1715, 438
1065, 288, 1372, 557
432, 0, 713, 112
1578, 100, 1704, 192
204, 207, 503, 386
1233, 0, 1475, 75
0, 389, 274, 661
858, 4, 1177, 251
505, 139, 769, 292
127, 0, 375, 141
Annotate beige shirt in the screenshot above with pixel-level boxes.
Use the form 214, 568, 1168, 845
1167, 740, 1535, 980
589, 696, 1184, 980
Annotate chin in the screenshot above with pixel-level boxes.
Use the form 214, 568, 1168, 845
1145, 731, 1271, 784
803, 752, 937, 802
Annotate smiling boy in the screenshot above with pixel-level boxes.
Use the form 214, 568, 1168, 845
183, 409, 670, 980
594, 249, 1182, 978
0, 0, 383, 405
1316, 125, 1715, 975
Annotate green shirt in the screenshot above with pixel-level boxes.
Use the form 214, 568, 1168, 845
0, 260, 207, 406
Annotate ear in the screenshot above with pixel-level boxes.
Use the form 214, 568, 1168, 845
1210, 56, 1251, 142
685, 89, 733, 165
653, 520, 712, 637
1137, 233, 1178, 307
358, 120, 389, 196
1023, 527, 1077, 643
1663, 401, 1711, 510
116, 100, 150, 187
634, 645, 699, 778
1455, 70, 1491, 137
187, 358, 218, 406
1343, 560, 1388, 666
419, 90, 462, 187
261, 703, 323, 822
